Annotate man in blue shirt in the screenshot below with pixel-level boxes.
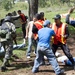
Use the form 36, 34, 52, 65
32, 20, 65, 75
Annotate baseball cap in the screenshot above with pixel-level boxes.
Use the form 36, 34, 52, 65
40, 12, 44, 16
35, 13, 41, 20
43, 20, 50, 26
53, 14, 61, 19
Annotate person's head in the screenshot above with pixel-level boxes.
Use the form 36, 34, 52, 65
33, 16, 37, 22
43, 20, 51, 27
4, 13, 12, 22
35, 13, 41, 20
17, 10, 21, 15
53, 14, 61, 24
7, 13, 12, 16
40, 12, 44, 20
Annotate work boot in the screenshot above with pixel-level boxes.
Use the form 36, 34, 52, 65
0, 66, 8, 72
32, 69, 39, 73
73, 62, 75, 70
6, 62, 11, 67
58, 72, 66, 75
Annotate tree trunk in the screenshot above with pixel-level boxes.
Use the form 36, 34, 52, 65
12, 0, 15, 4
28, 0, 38, 21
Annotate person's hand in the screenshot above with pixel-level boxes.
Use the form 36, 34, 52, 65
25, 36, 28, 39
61, 35, 67, 39
68, 7, 75, 14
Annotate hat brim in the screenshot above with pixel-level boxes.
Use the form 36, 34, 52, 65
52, 17, 59, 19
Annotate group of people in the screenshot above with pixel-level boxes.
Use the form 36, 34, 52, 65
0, 10, 27, 72
0, 7, 75, 75
26, 8, 75, 75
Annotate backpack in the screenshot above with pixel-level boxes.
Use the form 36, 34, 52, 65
0, 22, 13, 39
25, 16, 28, 21
32, 24, 38, 34
20, 14, 28, 22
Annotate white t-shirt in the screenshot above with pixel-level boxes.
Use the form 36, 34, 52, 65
28, 21, 34, 38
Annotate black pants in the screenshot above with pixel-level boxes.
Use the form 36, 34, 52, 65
52, 42, 74, 65
22, 23, 26, 38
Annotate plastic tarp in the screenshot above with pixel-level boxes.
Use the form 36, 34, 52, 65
64, 57, 75, 66
0, 43, 25, 56
57, 55, 75, 66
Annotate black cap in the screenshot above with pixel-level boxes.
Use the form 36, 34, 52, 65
7, 13, 12, 16
17, 10, 21, 13
40, 12, 44, 16
35, 13, 41, 20
53, 14, 61, 19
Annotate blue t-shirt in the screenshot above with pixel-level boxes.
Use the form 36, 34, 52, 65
38, 27, 55, 48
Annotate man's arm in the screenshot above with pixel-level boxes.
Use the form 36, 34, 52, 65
65, 26, 69, 39
51, 29, 55, 36
26, 22, 30, 39
11, 16, 20, 20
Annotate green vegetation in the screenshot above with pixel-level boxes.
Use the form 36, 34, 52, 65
0, 1, 75, 75
0, 2, 27, 19
39, 0, 75, 8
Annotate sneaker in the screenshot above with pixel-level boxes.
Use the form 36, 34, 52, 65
0, 66, 8, 72
58, 73, 66, 75
58, 69, 65, 75
27, 56, 30, 59
32, 68, 39, 73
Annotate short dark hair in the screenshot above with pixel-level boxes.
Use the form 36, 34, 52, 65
35, 13, 41, 20
17, 10, 21, 13
40, 12, 44, 16
7, 13, 12, 16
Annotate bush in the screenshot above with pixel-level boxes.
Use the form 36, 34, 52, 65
4, 1, 12, 11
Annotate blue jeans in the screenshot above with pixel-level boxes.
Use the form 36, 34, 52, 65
26, 38, 37, 56
32, 46, 62, 75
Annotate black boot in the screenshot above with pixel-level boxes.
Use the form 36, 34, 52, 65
73, 62, 75, 70
6, 62, 11, 67
58, 73, 66, 75
0, 66, 8, 72
5, 59, 11, 67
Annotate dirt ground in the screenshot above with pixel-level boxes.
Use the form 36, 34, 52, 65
0, 37, 75, 75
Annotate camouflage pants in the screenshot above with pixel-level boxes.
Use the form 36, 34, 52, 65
1, 39, 13, 67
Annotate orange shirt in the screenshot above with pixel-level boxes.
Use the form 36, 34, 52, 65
52, 22, 67, 44
33, 20, 44, 40
20, 13, 26, 24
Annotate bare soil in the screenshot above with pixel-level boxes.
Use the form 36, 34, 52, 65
0, 37, 75, 75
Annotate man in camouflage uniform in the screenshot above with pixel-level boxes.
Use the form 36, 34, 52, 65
0, 19, 16, 72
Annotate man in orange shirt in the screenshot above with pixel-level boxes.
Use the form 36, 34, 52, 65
17, 10, 27, 44
32, 14, 44, 54
52, 14, 75, 70
40, 12, 46, 21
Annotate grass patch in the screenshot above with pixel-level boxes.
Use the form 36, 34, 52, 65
0, 2, 28, 19
0, 2, 75, 75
